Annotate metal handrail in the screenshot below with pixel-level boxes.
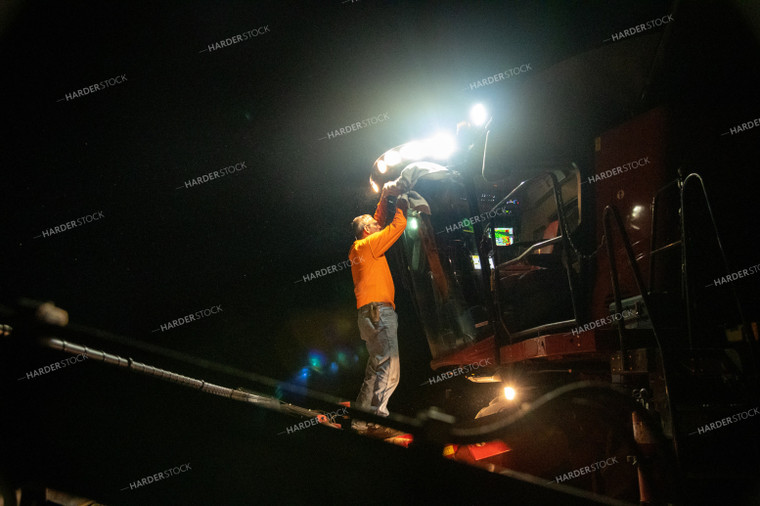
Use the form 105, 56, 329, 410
601, 204, 681, 467
681, 173, 757, 367
496, 236, 563, 268
24, 330, 671, 451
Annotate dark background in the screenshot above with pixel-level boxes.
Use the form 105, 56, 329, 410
2, 0, 759, 419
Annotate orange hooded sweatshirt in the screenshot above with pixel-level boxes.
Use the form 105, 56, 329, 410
349, 198, 407, 309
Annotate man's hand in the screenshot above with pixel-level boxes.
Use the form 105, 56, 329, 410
382, 181, 402, 198
397, 197, 409, 212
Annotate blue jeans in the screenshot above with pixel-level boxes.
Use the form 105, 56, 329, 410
356, 304, 400, 417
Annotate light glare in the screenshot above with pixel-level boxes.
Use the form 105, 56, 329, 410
385, 150, 402, 167
504, 386, 516, 401
426, 132, 457, 159
377, 159, 387, 174
400, 141, 423, 160
470, 103, 488, 127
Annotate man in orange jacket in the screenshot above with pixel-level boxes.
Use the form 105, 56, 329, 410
349, 181, 408, 420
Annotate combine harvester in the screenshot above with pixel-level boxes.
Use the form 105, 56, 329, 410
362, 2, 760, 504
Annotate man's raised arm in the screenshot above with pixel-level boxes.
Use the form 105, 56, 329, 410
373, 181, 404, 227
368, 194, 408, 258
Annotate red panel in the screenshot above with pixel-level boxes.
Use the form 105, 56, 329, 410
467, 440, 511, 461
589, 107, 676, 322
430, 335, 498, 370
500, 330, 616, 364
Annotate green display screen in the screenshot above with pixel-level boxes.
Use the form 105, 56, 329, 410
495, 227, 514, 246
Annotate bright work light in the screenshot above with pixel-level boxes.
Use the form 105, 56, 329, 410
400, 141, 423, 160
425, 131, 457, 159
470, 103, 488, 127
385, 150, 401, 167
